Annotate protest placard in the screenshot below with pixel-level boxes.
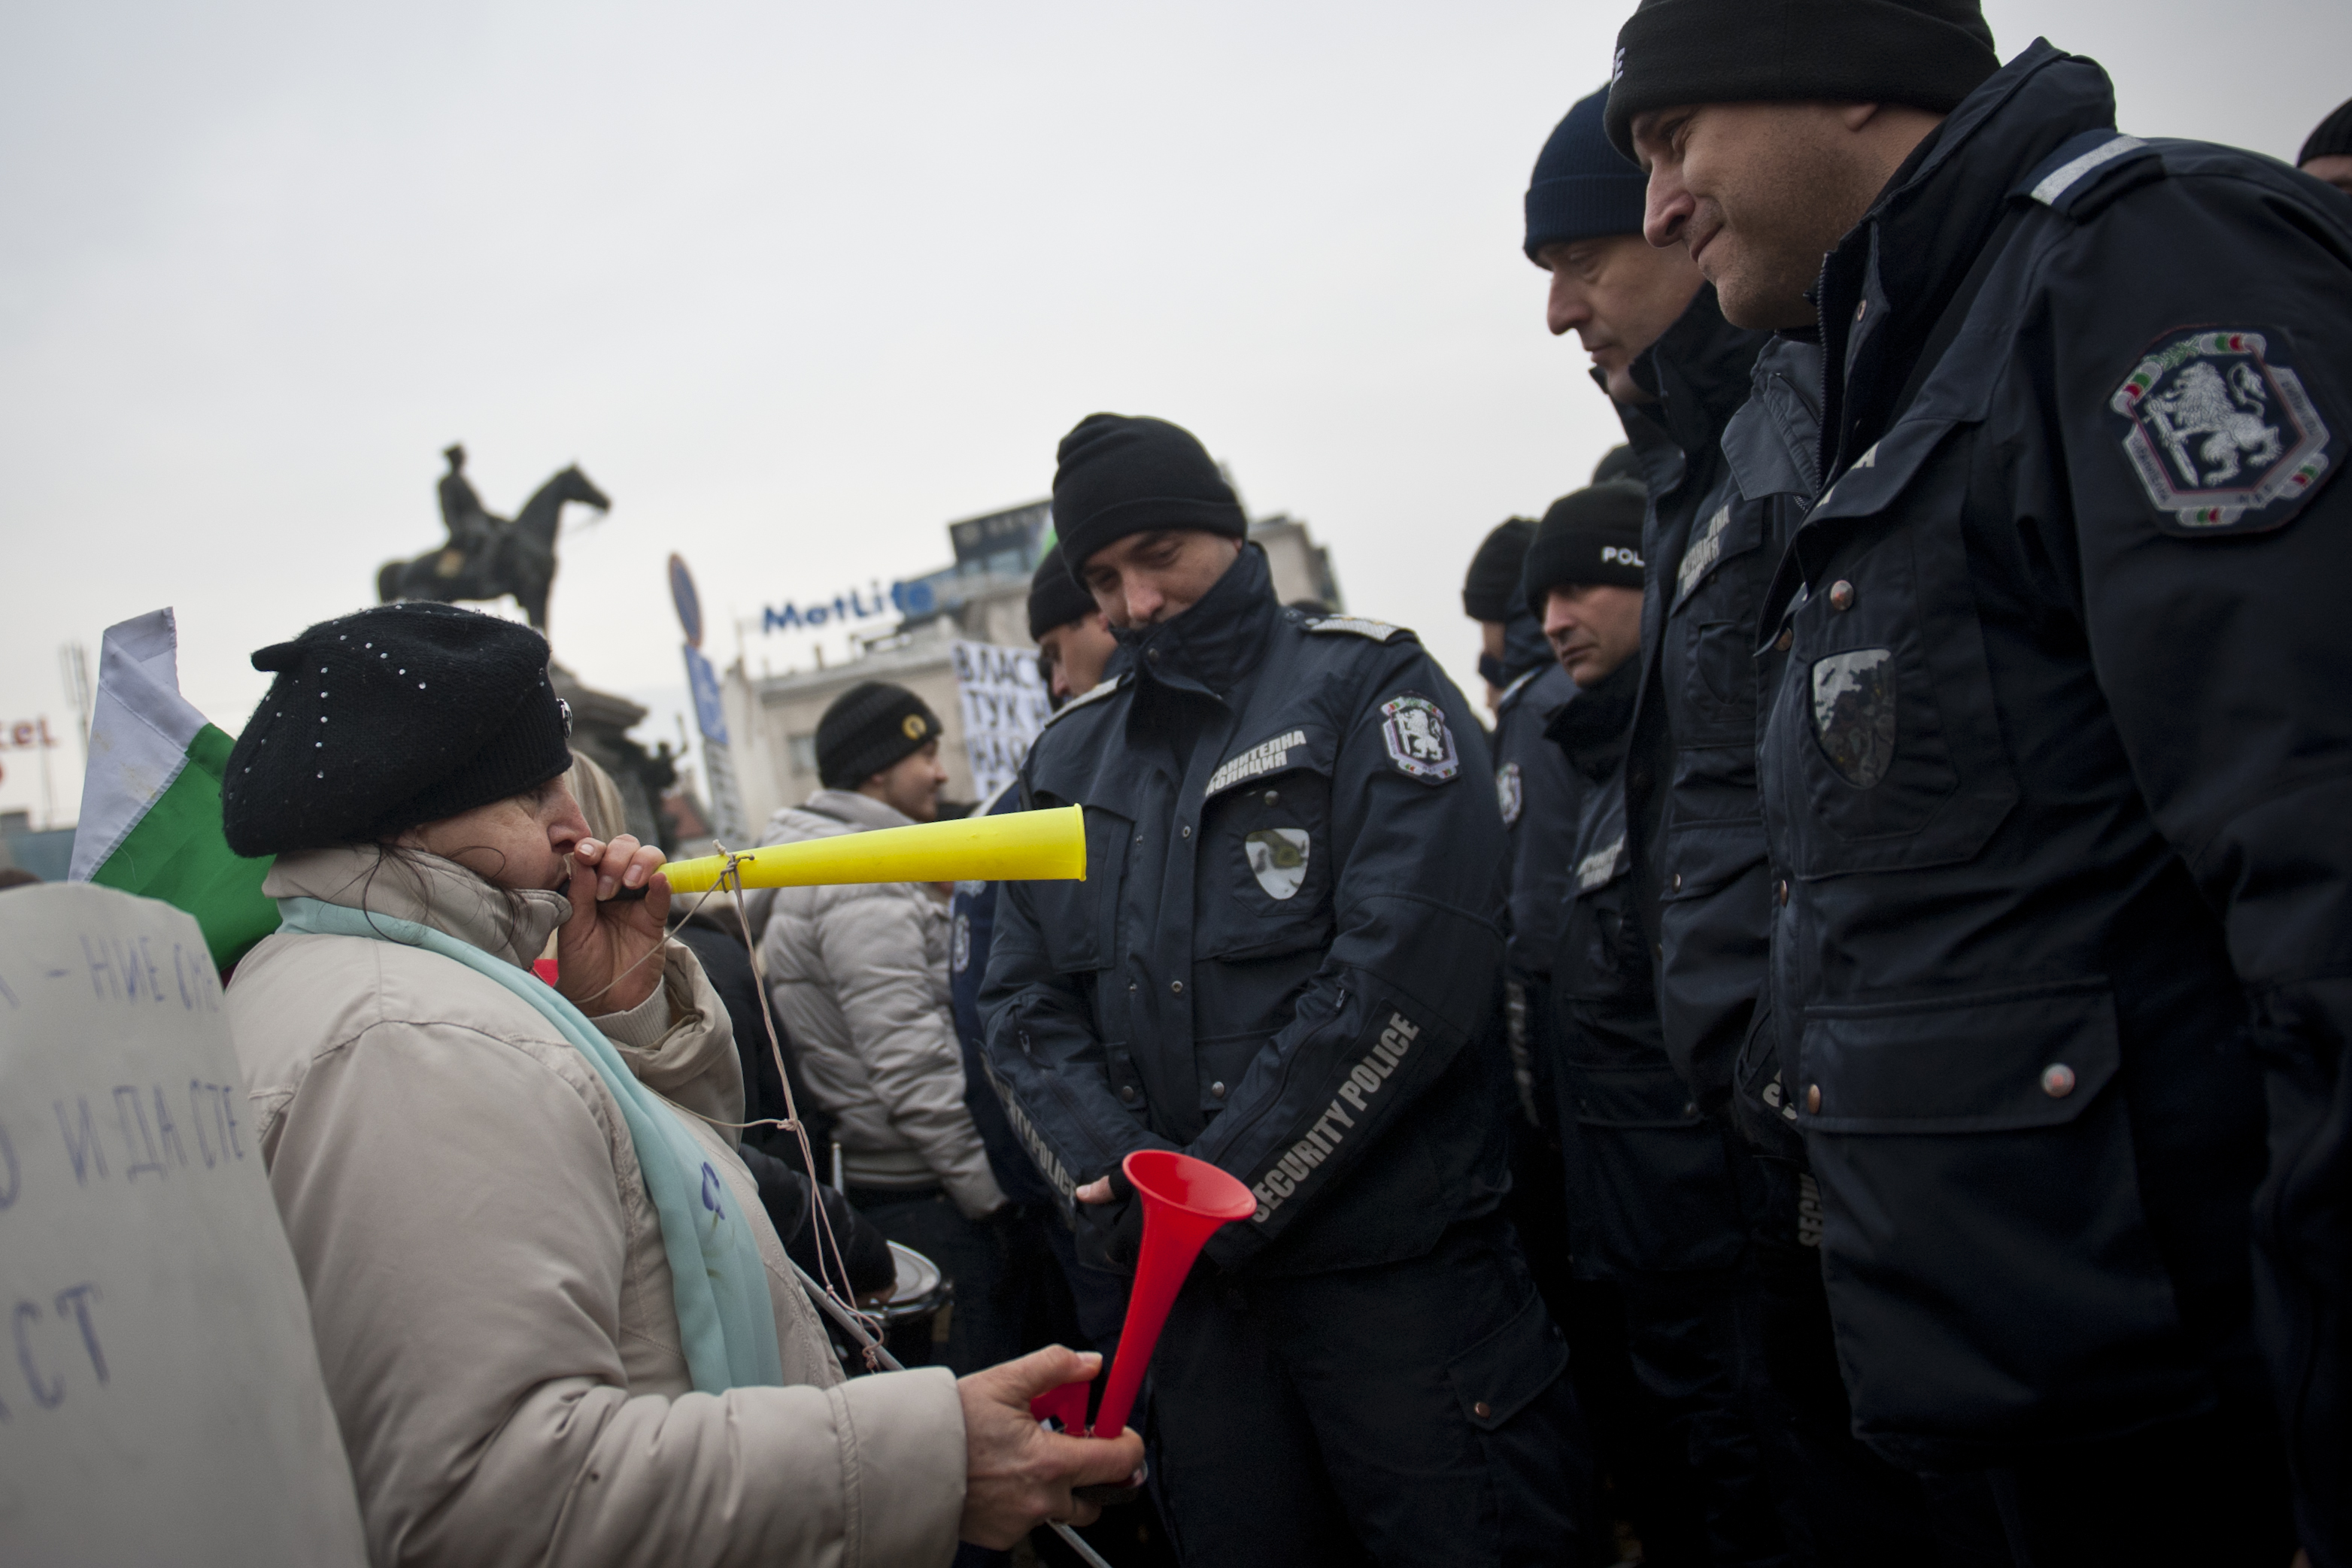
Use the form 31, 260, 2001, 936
0, 883, 366, 1564
951, 641, 1052, 803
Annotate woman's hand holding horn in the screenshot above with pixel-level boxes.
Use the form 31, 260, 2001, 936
558, 834, 670, 1015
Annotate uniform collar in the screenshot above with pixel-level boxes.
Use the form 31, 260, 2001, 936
1544, 656, 1640, 781
1500, 605, 1553, 684
1634, 284, 1769, 465
1119, 540, 1277, 702
1814, 40, 2117, 481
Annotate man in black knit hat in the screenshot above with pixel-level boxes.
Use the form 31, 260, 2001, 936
984, 414, 1588, 1565
2300, 96, 2352, 196
746, 681, 1019, 1375
1534, 70, 1976, 1566
1615, 3, 2352, 1559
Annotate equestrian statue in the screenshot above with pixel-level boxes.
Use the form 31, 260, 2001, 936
377, 444, 611, 632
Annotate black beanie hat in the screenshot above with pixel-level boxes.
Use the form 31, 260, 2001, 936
222, 602, 572, 856
1522, 481, 1649, 618
1464, 518, 1538, 622
1604, 0, 2000, 159
1525, 86, 1652, 262
2301, 99, 2352, 166
1052, 414, 1247, 575
817, 681, 942, 790
1027, 544, 1097, 638
1592, 444, 1642, 486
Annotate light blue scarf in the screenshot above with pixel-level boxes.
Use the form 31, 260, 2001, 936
277, 896, 784, 1394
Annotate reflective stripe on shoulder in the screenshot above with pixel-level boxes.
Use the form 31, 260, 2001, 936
2028, 132, 2148, 209
1303, 614, 1410, 643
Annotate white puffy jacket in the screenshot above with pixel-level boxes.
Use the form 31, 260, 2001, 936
751, 791, 1007, 1219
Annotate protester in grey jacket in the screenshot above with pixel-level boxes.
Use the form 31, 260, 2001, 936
754, 682, 1011, 1372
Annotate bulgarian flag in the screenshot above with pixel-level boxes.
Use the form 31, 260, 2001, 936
68, 609, 278, 969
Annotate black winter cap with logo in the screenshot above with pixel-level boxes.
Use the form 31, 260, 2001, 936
1522, 481, 1650, 619
816, 681, 942, 790
222, 602, 573, 856
1604, 0, 2000, 159
1052, 413, 1247, 575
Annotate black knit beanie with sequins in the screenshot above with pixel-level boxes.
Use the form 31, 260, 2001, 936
221, 602, 573, 856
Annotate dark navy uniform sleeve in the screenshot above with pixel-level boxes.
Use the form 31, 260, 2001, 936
1190, 648, 1505, 1268
2036, 150, 2352, 1542
978, 757, 1177, 1214
948, 786, 1061, 1210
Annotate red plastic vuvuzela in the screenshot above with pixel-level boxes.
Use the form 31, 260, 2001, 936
1088, 1150, 1257, 1439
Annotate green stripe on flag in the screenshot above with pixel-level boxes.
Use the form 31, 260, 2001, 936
89, 723, 277, 969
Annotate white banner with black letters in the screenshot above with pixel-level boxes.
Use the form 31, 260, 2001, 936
951, 641, 1052, 803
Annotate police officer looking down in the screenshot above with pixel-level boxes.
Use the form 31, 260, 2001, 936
1030, 542, 1123, 708
1612, 2, 2352, 1559
951, 547, 1138, 1361
1528, 485, 1787, 1567
982, 413, 1589, 1566
1530, 81, 1959, 1563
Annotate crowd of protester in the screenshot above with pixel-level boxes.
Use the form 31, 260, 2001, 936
196, 4, 2352, 1564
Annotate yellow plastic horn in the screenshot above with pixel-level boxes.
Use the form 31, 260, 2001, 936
660, 804, 1086, 893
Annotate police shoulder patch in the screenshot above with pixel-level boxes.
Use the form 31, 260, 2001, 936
1304, 614, 1410, 644
1379, 692, 1458, 783
2108, 327, 2338, 535
1496, 761, 1523, 826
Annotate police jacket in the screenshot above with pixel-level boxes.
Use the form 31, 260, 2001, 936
1492, 620, 1579, 984
1546, 658, 1741, 1278
1748, 41, 2352, 1492
1611, 289, 1781, 1113
947, 784, 1064, 1212
980, 543, 1512, 1277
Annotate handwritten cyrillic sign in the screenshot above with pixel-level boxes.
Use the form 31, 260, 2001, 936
0, 884, 366, 1563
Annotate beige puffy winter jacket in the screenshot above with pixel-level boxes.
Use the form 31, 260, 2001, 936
748, 792, 1006, 1218
227, 845, 966, 1568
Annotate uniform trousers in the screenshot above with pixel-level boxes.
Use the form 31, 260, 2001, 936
1144, 1214, 1590, 1567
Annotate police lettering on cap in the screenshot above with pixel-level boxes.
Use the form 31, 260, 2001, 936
1522, 481, 1649, 620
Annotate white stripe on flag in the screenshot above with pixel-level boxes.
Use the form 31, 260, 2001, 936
68, 609, 208, 881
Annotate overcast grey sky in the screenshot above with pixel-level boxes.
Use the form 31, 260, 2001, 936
3, 0, 2344, 827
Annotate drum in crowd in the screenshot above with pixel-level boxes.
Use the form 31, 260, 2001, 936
828, 1241, 954, 1373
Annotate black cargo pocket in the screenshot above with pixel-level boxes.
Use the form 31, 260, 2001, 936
1769, 421, 2017, 878
1565, 1060, 1743, 1274
1446, 1285, 1569, 1432
1199, 763, 1334, 960
1797, 978, 2204, 1464
1030, 803, 1130, 976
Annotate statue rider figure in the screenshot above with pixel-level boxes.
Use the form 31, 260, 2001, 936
436, 444, 497, 579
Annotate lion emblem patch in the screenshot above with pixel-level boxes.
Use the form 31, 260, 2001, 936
2108, 329, 2335, 534
1379, 694, 1458, 784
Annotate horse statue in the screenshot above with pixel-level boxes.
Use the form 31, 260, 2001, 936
378, 458, 611, 632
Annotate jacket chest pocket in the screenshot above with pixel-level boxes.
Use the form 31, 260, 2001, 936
1197, 766, 1334, 962
1027, 802, 1131, 976
1798, 979, 2201, 1462
1768, 433, 2018, 878
1667, 502, 1769, 741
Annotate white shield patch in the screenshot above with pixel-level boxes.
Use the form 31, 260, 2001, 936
950, 911, 971, 973
1379, 694, 1458, 783
1245, 828, 1310, 900
1496, 762, 1523, 826
2108, 328, 2335, 534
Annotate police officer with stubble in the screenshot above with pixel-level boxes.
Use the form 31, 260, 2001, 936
1610, 1, 2352, 1559
982, 414, 1589, 1566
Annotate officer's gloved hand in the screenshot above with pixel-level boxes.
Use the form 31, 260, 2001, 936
1076, 1163, 1146, 1275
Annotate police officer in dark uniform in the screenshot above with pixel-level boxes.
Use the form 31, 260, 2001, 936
1528, 485, 1787, 1567
982, 414, 1588, 1566
1463, 518, 1578, 1286
952, 547, 1132, 1357
1528, 84, 1971, 1565
1613, 5, 2352, 1559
